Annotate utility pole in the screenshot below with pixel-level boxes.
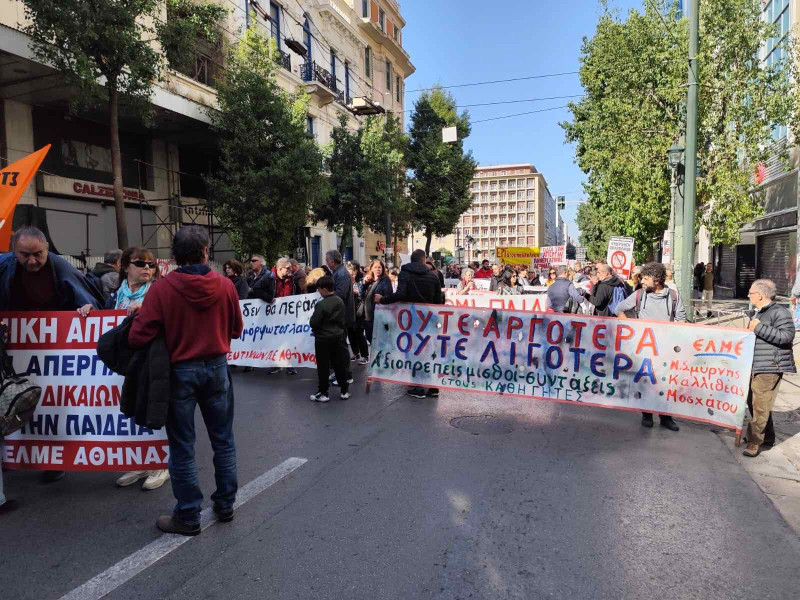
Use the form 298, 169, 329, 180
681, 0, 700, 321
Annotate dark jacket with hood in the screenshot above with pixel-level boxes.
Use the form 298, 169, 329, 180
587, 274, 631, 316
379, 261, 443, 305
0, 252, 103, 310
98, 315, 171, 429
751, 301, 797, 375
129, 265, 244, 363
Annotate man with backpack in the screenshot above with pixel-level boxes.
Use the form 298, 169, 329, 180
615, 262, 686, 432
547, 265, 585, 313
584, 263, 631, 316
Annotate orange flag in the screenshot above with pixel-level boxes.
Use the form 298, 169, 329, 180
0, 145, 51, 252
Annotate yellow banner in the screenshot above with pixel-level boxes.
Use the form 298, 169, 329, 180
495, 246, 540, 265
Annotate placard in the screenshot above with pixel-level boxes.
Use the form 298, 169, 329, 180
2, 311, 169, 471
607, 237, 635, 278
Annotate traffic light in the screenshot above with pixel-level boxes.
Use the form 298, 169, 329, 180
557, 196, 566, 210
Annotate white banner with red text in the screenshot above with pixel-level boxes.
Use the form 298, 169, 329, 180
368, 304, 755, 431
1, 311, 169, 471
444, 289, 549, 312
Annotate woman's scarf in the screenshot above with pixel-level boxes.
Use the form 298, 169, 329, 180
115, 279, 152, 309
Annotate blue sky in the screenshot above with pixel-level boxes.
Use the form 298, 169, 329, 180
400, 0, 646, 244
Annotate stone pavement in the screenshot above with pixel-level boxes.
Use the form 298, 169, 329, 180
716, 342, 800, 534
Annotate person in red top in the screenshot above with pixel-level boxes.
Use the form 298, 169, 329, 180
129, 226, 243, 536
269, 257, 298, 375
473, 259, 493, 279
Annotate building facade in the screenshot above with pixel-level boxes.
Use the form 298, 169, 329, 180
0, 0, 413, 267
453, 164, 558, 264
709, 0, 796, 298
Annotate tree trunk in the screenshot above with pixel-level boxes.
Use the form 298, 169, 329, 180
424, 227, 432, 256
109, 87, 129, 250
339, 226, 348, 257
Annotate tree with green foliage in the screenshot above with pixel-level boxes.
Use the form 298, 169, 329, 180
205, 28, 328, 262
562, 0, 799, 261
23, 0, 226, 249
315, 113, 372, 256
407, 87, 477, 255
360, 113, 410, 244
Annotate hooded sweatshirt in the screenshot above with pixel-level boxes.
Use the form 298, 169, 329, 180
129, 265, 244, 363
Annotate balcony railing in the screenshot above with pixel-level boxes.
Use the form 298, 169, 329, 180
301, 61, 336, 93
275, 48, 291, 71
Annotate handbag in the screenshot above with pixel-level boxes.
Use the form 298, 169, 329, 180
0, 324, 42, 437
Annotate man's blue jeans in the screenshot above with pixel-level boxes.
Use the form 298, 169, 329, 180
166, 355, 237, 526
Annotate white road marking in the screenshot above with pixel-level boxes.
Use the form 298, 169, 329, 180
58, 457, 308, 600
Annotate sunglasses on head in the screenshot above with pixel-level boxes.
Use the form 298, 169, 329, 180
131, 260, 156, 269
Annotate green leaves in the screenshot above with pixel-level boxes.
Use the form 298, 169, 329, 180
562, 0, 800, 260
205, 27, 327, 262
407, 87, 476, 252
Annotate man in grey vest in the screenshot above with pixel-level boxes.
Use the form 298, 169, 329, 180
616, 262, 685, 432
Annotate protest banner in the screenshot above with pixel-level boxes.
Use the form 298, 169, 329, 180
367, 304, 755, 432
228, 293, 320, 368
607, 237, 635, 278
535, 246, 567, 269
1, 311, 169, 471
445, 289, 548, 312
496, 246, 539, 266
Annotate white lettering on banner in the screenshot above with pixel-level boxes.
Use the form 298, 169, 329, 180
368, 304, 755, 432
1, 310, 168, 472
228, 293, 321, 368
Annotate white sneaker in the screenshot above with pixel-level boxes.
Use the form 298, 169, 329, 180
142, 469, 170, 490
310, 392, 330, 403
332, 377, 354, 387
341, 391, 351, 400
116, 471, 148, 487
358, 357, 369, 365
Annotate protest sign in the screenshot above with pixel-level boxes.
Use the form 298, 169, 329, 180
473, 278, 491, 290
368, 304, 755, 431
444, 278, 460, 289
607, 237, 635, 278
496, 247, 539, 266
445, 289, 548, 312
536, 246, 567, 269
228, 294, 320, 368
1, 311, 169, 471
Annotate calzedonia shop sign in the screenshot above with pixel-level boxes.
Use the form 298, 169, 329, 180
38, 174, 151, 202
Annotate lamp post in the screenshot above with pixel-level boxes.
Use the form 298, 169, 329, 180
667, 142, 685, 291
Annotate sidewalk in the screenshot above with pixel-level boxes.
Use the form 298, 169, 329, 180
716, 339, 800, 534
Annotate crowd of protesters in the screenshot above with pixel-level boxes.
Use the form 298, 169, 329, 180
0, 228, 794, 535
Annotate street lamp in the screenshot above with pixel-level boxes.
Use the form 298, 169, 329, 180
666, 142, 685, 294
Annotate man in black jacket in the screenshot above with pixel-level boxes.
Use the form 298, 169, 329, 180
375, 249, 443, 399
585, 263, 631, 316
743, 279, 797, 457
325, 250, 353, 386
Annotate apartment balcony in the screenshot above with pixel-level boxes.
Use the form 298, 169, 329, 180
301, 61, 339, 104
275, 48, 291, 72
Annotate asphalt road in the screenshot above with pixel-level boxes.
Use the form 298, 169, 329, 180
3, 363, 800, 600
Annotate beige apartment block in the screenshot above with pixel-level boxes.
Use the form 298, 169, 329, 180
454, 164, 558, 265
0, 0, 413, 266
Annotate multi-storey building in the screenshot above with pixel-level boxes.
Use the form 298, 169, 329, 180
709, 0, 796, 297
454, 164, 558, 264
0, 0, 413, 266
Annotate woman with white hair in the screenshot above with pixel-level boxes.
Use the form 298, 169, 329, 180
457, 268, 477, 295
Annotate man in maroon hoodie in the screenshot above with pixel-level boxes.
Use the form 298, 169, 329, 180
129, 226, 243, 536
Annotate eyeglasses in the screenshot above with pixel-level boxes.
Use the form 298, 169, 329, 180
131, 260, 156, 269
747, 291, 758, 297
249, 259, 259, 263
